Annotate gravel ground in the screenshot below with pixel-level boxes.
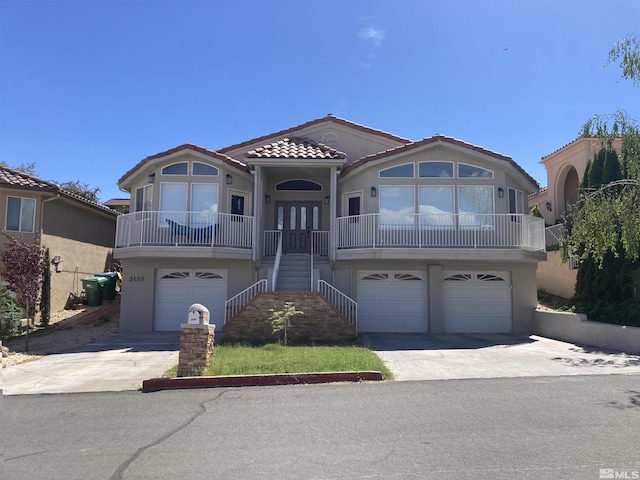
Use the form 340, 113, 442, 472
1, 301, 120, 368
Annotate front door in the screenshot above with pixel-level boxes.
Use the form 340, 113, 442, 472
277, 202, 321, 254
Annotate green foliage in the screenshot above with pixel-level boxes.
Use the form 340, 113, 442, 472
530, 203, 543, 219
0, 161, 37, 176
607, 34, 640, 87
59, 179, 101, 203
588, 149, 604, 187
269, 301, 304, 345
602, 148, 622, 185
580, 157, 592, 189
0, 285, 22, 341
40, 248, 51, 327
536, 289, 575, 312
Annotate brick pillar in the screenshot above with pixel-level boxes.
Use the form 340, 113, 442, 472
177, 324, 215, 377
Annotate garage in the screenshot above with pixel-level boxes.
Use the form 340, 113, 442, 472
442, 271, 511, 333
153, 269, 227, 331
357, 271, 428, 333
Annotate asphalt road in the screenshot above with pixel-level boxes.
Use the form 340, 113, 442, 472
2, 375, 640, 480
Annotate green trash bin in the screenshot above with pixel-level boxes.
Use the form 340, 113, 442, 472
82, 276, 108, 306
96, 272, 118, 301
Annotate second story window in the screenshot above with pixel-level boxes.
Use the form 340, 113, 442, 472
5, 196, 36, 233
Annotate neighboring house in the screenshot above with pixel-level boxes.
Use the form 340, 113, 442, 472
104, 198, 130, 215
528, 135, 622, 298
115, 114, 545, 336
0, 166, 118, 313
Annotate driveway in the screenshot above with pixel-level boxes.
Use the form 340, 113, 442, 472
2, 332, 179, 396
360, 333, 640, 381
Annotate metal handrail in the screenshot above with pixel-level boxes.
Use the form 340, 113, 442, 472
224, 279, 268, 324
272, 232, 283, 291
318, 280, 357, 331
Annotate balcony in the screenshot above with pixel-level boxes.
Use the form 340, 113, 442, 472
115, 211, 254, 252
336, 213, 545, 253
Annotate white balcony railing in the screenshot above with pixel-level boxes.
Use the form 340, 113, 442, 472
336, 213, 545, 251
115, 211, 254, 248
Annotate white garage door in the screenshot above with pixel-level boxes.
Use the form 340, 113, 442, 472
357, 271, 428, 333
154, 269, 227, 331
442, 271, 511, 333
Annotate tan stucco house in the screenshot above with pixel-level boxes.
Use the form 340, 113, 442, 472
528, 135, 622, 298
0, 166, 118, 313
115, 115, 546, 335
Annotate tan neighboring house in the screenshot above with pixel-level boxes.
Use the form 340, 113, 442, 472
528, 135, 622, 298
115, 114, 546, 336
104, 198, 130, 215
0, 166, 118, 313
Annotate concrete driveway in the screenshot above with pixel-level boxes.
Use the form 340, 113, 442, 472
360, 333, 640, 381
2, 333, 179, 396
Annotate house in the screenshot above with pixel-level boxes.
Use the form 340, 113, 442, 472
115, 114, 545, 336
0, 166, 118, 313
104, 198, 130, 215
528, 135, 622, 298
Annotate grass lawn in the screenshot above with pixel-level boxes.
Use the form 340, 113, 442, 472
165, 342, 393, 380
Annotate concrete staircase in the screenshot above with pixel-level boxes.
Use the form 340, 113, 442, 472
275, 254, 312, 291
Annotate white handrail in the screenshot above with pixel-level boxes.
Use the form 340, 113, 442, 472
224, 279, 267, 324
318, 280, 357, 331
272, 231, 283, 291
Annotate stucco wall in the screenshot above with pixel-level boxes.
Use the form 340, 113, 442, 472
537, 250, 576, 298
533, 309, 640, 354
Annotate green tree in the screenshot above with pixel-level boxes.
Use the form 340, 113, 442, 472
59, 179, 101, 203
607, 34, 640, 86
269, 301, 304, 345
0, 161, 37, 176
40, 248, 51, 327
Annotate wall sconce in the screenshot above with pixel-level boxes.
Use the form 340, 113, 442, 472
147, 173, 155, 184
370, 186, 377, 197
52, 255, 62, 273
226, 174, 233, 185
546, 201, 552, 212
265, 194, 271, 204
497, 187, 504, 198
324, 195, 330, 205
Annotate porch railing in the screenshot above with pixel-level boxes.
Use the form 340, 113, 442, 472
271, 231, 283, 291
336, 213, 545, 251
115, 211, 254, 248
311, 231, 329, 256
225, 279, 268, 324
264, 230, 280, 256
318, 280, 357, 330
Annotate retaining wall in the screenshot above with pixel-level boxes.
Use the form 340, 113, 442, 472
533, 309, 640, 354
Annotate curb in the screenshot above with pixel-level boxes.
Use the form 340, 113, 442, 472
142, 371, 384, 392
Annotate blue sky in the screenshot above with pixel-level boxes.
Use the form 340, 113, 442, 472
1, 0, 638, 202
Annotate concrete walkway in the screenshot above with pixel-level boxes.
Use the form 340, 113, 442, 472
361, 333, 640, 381
2, 333, 179, 395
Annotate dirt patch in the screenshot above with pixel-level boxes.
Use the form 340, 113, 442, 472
2, 299, 120, 368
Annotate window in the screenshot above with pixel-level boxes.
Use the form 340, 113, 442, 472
379, 163, 414, 178
419, 186, 454, 228
190, 184, 218, 224
193, 163, 218, 176
348, 196, 361, 216
458, 163, 493, 178
134, 184, 153, 213
508, 188, 524, 214
161, 162, 188, 175
160, 183, 188, 224
276, 180, 321, 191
5, 196, 35, 232
379, 186, 414, 228
419, 161, 453, 178
458, 186, 494, 227
231, 195, 245, 215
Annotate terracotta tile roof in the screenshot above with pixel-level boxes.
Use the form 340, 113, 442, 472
247, 137, 347, 160
341, 134, 539, 188
541, 134, 597, 160
218, 114, 409, 154
104, 198, 130, 206
0, 166, 118, 215
0, 166, 61, 190
117, 143, 248, 186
